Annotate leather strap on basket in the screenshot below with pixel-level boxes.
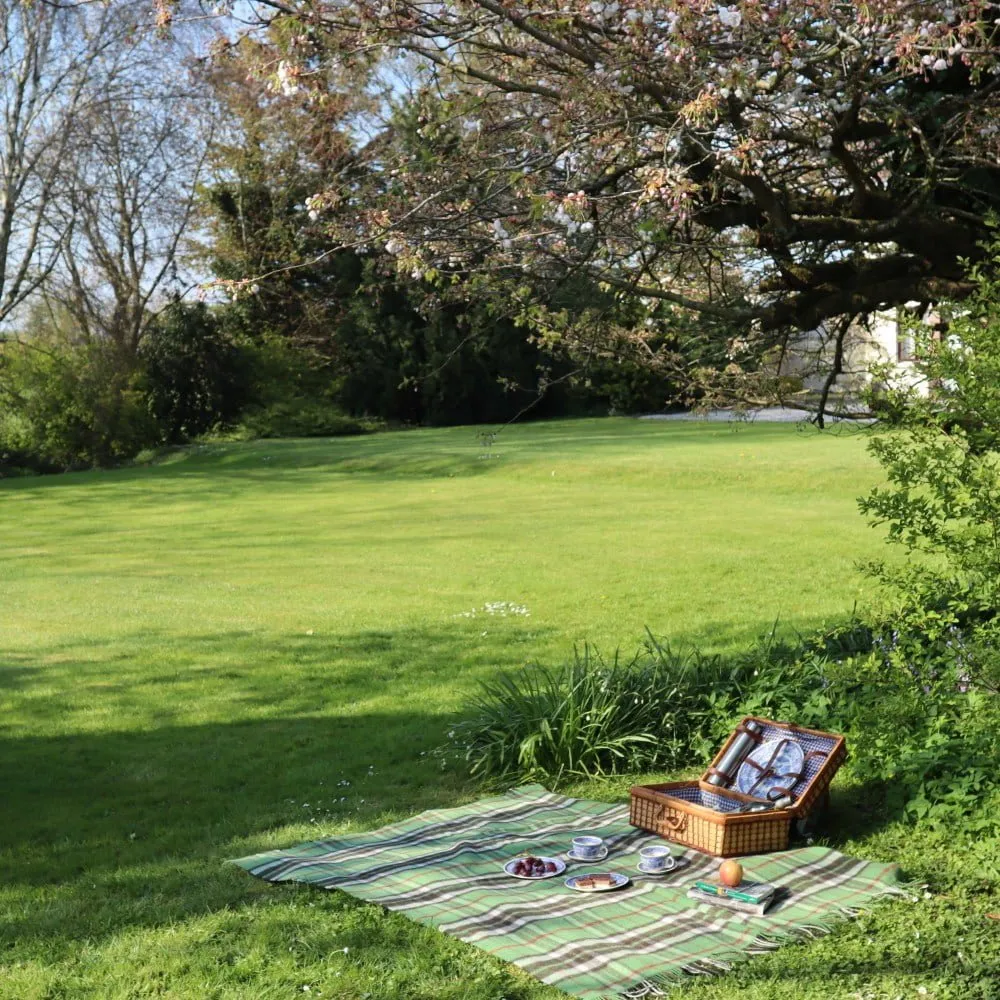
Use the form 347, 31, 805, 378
663, 814, 686, 833
654, 805, 687, 834
745, 743, 832, 800
734, 722, 765, 743
742, 737, 800, 798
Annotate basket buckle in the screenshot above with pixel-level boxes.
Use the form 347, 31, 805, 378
655, 806, 686, 834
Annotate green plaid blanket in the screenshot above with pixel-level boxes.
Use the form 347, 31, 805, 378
232, 784, 907, 999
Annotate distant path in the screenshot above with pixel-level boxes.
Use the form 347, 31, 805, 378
640, 406, 873, 424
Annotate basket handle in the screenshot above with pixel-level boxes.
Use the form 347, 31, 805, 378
655, 806, 686, 833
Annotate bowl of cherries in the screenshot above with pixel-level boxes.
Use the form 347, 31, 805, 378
504, 855, 566, 879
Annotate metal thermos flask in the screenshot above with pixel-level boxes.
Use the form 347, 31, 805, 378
705, 720, 764, 787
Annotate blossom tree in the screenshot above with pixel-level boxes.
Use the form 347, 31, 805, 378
203, 0, 1000, 402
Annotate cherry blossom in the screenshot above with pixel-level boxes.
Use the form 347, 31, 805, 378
215, 0, 1000, 377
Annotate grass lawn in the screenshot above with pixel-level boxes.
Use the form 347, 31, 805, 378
1, 417, 996, 999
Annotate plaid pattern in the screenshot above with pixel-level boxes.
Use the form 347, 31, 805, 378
231, 784, 907, 999
659, 785, 747, 811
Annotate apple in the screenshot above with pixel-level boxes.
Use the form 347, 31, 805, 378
719, 860, 744, 887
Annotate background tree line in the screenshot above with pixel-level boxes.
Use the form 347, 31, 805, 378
0, 3, 690, 474
6, 0, 998, 472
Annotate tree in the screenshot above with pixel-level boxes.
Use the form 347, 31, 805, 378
141, 301, 250, 441
197, 32, 597, 424
198, 24, 709, 416
0, 1, 128, 334
231, 0, 1000, 394
49, 55, 210, 365
195, 30, 381, 344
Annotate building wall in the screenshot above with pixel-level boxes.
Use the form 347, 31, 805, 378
785, 311, 929, 399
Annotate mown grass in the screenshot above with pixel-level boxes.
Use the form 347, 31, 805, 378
1, 417, 996, 999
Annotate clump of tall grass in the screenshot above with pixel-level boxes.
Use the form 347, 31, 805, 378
458, 626, 826, 785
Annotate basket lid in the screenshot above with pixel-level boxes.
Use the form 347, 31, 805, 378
701, 716, 845, 817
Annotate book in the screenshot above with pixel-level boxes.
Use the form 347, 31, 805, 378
687, 886, 776, 915
692, 879, 776, 905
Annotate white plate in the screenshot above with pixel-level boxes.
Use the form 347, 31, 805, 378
566, 846, 609, 862
565, 872, 630, 892
735, 737, 805, 800
503, 856, 566, 880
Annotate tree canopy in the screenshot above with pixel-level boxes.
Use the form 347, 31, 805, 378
229, 0, 1000, 362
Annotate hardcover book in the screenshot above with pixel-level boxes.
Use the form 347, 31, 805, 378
686, 886, 776, 915
692, 879, 776, 905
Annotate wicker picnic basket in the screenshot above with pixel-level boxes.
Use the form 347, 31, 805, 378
629, 716, 847, 857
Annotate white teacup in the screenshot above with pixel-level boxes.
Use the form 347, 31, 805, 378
639, 845, 676, 872
572, 836, 604, 859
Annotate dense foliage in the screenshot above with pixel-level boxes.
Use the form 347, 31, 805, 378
859, 236, 1000, 698
458, 617, 1000, 833
142, 303, 252, 443
458, 629, 827, 782
0, 341, 157, 472
225, 0, 1000, 403
198, 34, 679, 430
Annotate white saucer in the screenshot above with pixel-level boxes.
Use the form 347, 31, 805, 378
567, 847, 609, 862
636, 857, 688, 876
637, 862, 675, 875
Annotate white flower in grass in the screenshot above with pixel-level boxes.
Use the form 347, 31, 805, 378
717, 5, 742, 28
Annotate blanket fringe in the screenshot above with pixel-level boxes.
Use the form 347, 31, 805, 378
613, 883, 911, 999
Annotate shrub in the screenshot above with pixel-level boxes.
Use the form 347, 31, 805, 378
457, 616, 1000, 835
238, 399, 380, 439
858, 234, 1000, 697
0, 342, 158, 469
458, 648, 659, 783
141, 302, 252, 443
0, 409, 61, 476
458, 627, 835, 785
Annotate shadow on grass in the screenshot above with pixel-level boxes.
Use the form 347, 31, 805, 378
0, 613, 905, 981
0, 417, 829, 498
0, 621, 557, 728
0, 618, 561, 888
0, 700, 487, 963
821, 778, 909, 847
0, 706, 907, 970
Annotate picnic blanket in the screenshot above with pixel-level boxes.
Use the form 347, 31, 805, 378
231, 784, 908, 999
